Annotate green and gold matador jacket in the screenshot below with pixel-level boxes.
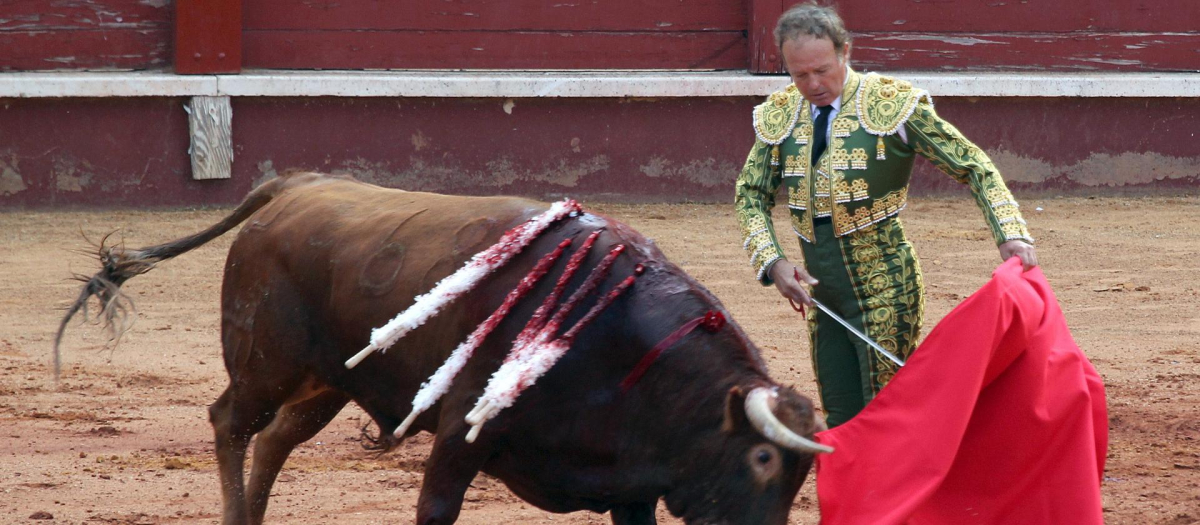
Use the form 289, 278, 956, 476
735, 69, 1034, 283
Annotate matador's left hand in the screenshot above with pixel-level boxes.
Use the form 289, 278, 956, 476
999, 240, 1038, 271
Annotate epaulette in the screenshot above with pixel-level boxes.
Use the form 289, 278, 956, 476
855, 73, 933, 136
752, 85, 802, 145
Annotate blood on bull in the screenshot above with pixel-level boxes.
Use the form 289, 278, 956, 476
57, 171, 830, 525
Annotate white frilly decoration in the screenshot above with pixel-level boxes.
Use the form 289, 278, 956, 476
344, 199, 579, 369
462, 245, 627, 443
391, 239, 572, 439
464, 336, 568, 443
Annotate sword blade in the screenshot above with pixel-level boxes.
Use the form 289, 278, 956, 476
810, 299, 906, 367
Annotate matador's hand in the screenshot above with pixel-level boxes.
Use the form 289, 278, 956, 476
999, 240, 1038, 271
769, 259, 819, 307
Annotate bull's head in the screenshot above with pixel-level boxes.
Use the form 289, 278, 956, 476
664, 384, 829, 525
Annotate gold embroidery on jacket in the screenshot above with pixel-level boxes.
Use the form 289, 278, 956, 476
753, 86, 802, 145
784, 155, 806, 178
832, 187, 908, 236
831, 148, 850, 171
851, 178, 869, 201
833, 179, 852, 204
791, 212, 814, 243
832, 118, 859, 138
813, 168, 833, 217
850, 148, 868, 170
735, 136, 784, 281
858, 74, 926, 136
788, 184, 809, 211
793, 122, 813, 144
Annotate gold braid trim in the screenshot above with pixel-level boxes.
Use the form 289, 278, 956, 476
844, 222, 924, 395
856, 73, 931, 136
753, 85, 803, 145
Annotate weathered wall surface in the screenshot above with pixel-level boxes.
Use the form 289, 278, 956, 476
1, 95, 1196, 208
839, 0, 1200, 73
912, 96, 1200, 192
0, 0, 172, 72
4, 1, 1197, 74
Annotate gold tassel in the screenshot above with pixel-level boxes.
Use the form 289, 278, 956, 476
876, 136, 886, 160
771, 145, 781, 166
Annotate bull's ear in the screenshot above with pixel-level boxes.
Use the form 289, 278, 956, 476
722, 385, 751, 433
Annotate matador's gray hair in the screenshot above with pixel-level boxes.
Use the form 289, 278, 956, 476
774, 2, 851, 55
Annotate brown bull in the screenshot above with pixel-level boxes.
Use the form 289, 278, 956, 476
57, 172, 828, 525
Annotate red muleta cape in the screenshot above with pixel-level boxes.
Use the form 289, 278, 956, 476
814, 258, 1108, 524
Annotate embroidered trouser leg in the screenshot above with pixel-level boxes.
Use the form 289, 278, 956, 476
801, 217, 924, 428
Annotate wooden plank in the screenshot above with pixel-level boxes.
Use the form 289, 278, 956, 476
175, 0, 242, 74
0, 30, 169, 71
186, 96, 234, 180
852, 32, 1200, 72
748, 0, 785, 73
839, 0, 1200, 33
244, 0, 746, 31
244, 30, 747, 70
0, 0, 170, 31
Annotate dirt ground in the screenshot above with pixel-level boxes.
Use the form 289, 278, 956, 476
2, 195, 1198, 524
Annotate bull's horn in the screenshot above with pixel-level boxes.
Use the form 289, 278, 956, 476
744, 387, 834, 454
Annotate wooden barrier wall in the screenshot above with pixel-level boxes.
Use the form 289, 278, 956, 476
2, 0, 1196, 73
0, 0, 171, 71
243, 0, 748, 70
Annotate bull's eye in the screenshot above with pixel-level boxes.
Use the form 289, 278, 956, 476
747, 443, 782, 482
757, 450, 772, 464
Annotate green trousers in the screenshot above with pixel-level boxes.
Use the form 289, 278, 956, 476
799, 217, 925, 428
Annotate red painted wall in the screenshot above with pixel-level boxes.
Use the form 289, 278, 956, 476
2, 96, 1195, 208
4, 1, 1194, 72
245, 0, 1200, 72
0, 0, 172, 71
242, 0, 748, 70
755, 0, 1200, 73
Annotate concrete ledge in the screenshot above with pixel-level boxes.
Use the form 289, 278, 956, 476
2, 70, 1198, 98
0, 72, 217, 98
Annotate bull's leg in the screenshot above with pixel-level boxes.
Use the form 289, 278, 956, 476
210, 385, 282, 525
245, 390, 351, 525
415, 426, 491, 524
611, 502, 657, 525
212, 274, 317, 524
209, 358, 311, 525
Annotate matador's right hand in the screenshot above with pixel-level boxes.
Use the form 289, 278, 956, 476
768, 259, 819, 308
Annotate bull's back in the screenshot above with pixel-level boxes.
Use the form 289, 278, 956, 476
221, 174, 546, 369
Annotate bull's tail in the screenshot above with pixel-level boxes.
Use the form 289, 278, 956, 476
53, 173, 304, 378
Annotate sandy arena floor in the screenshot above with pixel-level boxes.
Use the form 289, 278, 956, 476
2, 195, 1198, 524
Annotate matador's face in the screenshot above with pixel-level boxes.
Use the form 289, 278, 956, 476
782, 36, 850, 108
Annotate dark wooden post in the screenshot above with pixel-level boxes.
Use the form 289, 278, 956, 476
175, 0, 243, 74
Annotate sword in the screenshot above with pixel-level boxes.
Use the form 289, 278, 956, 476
790, 270, 906, 367
811, 299, 905, 367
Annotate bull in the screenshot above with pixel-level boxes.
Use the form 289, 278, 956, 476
57, 172, 828, 525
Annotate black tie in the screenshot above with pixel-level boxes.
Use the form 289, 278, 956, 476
811, 105, 833, 165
